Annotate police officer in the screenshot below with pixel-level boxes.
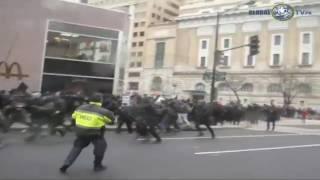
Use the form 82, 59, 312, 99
59, 93, 114, 173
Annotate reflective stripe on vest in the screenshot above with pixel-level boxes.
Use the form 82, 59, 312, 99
72, 110, 112, 128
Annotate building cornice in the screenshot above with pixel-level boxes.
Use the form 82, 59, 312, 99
172, 70, 320, 76
177, 2, 320, 22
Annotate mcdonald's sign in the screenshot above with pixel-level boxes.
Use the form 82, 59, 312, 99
0, 61, 29, 80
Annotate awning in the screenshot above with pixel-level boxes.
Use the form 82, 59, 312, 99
183, 90, 207, 96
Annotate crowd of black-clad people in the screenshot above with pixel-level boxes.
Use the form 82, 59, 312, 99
0, 83, 317, 143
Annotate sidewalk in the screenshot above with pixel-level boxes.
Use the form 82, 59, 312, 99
247, 118, 320, 135
277, 117, 320, 126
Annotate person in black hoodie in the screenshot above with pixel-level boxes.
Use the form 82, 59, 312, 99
266, 100, 280, 131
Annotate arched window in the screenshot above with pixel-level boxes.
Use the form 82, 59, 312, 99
240, 83, 254, 92
195, 83, 205, 91
217, 83, 229, 92
151, 76, 162, 91
298, 83, 312, 94
267, 83, 282, 93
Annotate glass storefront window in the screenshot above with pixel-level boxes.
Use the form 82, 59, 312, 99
46, 31, 118, 63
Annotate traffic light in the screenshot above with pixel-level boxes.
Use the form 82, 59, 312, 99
249, 35, 260, 56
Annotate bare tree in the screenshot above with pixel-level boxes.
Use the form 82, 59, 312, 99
275, 69, 312, 108
222, 75, 246, 104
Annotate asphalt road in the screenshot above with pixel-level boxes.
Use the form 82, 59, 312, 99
1, 128, 320, 179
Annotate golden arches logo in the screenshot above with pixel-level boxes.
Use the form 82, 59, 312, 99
0, 61, 29, 80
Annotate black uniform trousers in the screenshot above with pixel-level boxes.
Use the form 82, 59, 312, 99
195, 117, 215, 138
116, 116, 133, 134
267, 120, 276, 131
63, 135, 107, 167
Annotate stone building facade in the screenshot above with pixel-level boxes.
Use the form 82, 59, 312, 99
137, 0, 320, 107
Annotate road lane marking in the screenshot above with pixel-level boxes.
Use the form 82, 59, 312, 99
137, 133, 304, 141
194, 144, 320, 155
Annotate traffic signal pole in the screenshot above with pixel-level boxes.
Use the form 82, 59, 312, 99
210, 12, 220, 103
219, 44, 250, 52
209, 36, 259, 102
209, 0, 257, 103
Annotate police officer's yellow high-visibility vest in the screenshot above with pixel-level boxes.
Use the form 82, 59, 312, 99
72, 103, 113, 129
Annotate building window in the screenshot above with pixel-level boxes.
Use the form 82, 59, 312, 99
270, 34, 283, 66
134, 22, 139, 27
240, 83, 254, 92
301, 52, 310, 65
199, 39, 209, 67
157, 15, 161, 20
195, 83, 205, 91
132, 42, 137, 47
299, 32, 313, 66
200, 56, 206, 68
272, 54, 280, 66
224, 39, 230, 48
128, 72, 140, 77
247, 55, 254, 66
267, 83, 282, 93
220, 56, 229, 66
140, 22, 146, 26
128, 82, 139, 90
136, 62, 142, 67
152, 13, 156, 18
138, 52, 143, 57
155, 42, 165, 68
303, 33, 310, 44
133, 32, 138, 37
139, 42, 144, 46
221, 38, 231, 66
131, 52, 136, 57
45, 29, 118, 63
158, 7, 162, 11
140, 32, 145, 37
201, 40, 208, 49
129, 62, 135, 67
274, 35, 281, 45
151, 77, 162, 91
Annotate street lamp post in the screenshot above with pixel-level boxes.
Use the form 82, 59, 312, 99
209, 0, 256, 102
